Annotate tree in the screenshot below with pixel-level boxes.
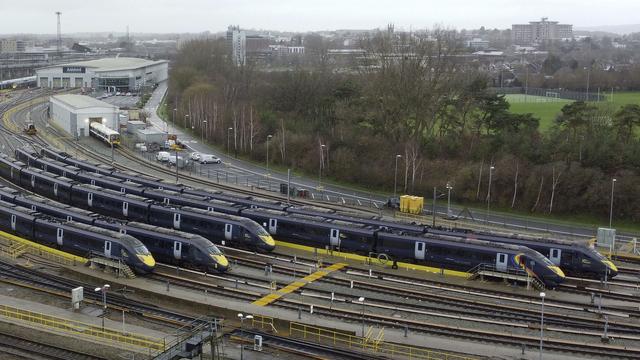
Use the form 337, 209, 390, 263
555, 101, 596, 140
613, 104, 640, 143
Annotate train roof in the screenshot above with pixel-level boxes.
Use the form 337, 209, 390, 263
381, 231, 533, 253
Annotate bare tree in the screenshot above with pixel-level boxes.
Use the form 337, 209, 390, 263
511, 161, 519, 209
548, 166, 563, 213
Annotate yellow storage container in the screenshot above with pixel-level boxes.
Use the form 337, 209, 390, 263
409, 196, 424, 214
399, 195, 424, 214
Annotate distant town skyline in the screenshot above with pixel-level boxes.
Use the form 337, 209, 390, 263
3, 0, 640, 35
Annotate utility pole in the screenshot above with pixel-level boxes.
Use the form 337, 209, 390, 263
55, 12, 62, 57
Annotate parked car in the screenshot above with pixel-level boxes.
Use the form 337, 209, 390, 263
135, 143, 148, 152
125, 92, 132, 96
168, 155, 189, 168
190, 152, 201, 161
199, 154, 222, 164
116, 91, 121, 96
156, 151, 170, 162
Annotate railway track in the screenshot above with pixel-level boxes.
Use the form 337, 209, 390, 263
0, 332, 106, 360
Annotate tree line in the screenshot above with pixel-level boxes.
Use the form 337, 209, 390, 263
167, 31, 640, 222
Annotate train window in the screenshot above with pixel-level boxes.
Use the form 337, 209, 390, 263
499, 254, 506, 263
551, 249, 559, 258
417, 243, 423, 251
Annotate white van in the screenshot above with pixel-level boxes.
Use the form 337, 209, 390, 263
168, 155, 189, 168
199, 154, 222, 164
156, 151, 170, 162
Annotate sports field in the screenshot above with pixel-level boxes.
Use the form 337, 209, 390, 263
506, 92, 640, 132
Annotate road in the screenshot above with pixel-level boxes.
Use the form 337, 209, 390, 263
143, 82, 640, 243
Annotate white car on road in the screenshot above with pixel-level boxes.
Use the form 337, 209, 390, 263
190, 152, 201, 161
199, 154, 222, 164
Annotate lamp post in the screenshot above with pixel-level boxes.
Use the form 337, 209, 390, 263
237, 313, 253, 360
486, 166, 495, 224
539, 292, 546, 360
266, 134, 273, 175
202, 120, 207, 144
609, 178, 617, 228
394, 154, 402, 198
172, 108, 177, 133
227, 127, 233, 155
184, 114, 189, 129
94, 284, 110, 331
318, 144, 326, 189
358, 296, 365, 337
446, 182, 453, 217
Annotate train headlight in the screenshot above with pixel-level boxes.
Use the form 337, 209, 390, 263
603, 260, 618, 273
137, 254, 156, 268
548, 265, 565, 278
211, 254, 229, 268
260, 235, 275, 248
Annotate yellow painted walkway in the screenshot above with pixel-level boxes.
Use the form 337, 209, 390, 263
252, 262, 347, 307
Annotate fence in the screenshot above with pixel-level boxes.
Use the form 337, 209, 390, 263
492, 86, 604, 102
289, 322, 476, 360
0, 304, 165, 352
0, 231, 86, 266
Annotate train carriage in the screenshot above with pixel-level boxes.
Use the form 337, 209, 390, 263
89, 122, 121, 146
70, 184, 152, 222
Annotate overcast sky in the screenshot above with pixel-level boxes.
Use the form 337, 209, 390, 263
3, 0, 640, 34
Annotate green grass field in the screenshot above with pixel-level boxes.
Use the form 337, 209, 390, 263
506, 92, 640, 132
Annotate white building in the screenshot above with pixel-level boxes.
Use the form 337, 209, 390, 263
226, 26, 246, 66
50, 95, 119, 138
512, 18, 573, 46
36, 57, 168, 91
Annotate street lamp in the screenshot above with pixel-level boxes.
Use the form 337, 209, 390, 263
446, 182, 453, 217
318, 144, 326, 189
486, 166, 495, 224
94, 284, 110, 331
539, 292, 546, 360
202, 120, 207, 144
237, 313, 253, 360
266, 134, 273, 175
172, 108, 177, 133
184, 114, 189, 128
394, 154, 402, 198
609, 178, 617, 228
227, 127, 233, 155
358, 296, 365, 337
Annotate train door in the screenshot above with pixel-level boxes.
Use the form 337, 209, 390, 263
496, 253, 508, 272
224, 224, 232, 241
173, 241, 182, 260
87, 193, 93, 207
10, 215, 16, 231
104, 241, 112, 258
330, 229, 340, 247
163, 198, 170, 205
268, 219, 278, 234
173, 213, 181, 229
207, 207, 214, 212
30, 175, 35, 188
56, 228, 63, 246
53, 183, 58, 197
90, 179, 95, 186
549, 248, 561, 265
414, 241, 426, 260
122, 202, 129, 217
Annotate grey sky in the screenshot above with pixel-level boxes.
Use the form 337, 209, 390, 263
3, 0, 640, 34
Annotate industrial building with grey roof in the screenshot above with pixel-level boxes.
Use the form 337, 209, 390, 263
36, 57, 168, 92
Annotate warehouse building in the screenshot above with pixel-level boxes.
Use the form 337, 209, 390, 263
36, 57, 168, 91
50, 94, 119, 138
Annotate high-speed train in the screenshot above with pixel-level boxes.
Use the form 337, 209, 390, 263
0, 199, 155, 273
4, 152, 565, 287
0, 154, 275, 253
20, 148, 606, 280
0, 187, 229, 272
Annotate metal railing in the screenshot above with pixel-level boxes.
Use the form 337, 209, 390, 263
289, 322, 477, 360
0, 235, 85, 267
251, 314, 277, 333
0, 304, 165, 351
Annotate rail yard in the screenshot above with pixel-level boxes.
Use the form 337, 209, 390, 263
0, 87, 638, 360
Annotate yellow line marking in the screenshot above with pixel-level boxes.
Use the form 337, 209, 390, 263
275, 240, 468, 278
252, 262, 347, 307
